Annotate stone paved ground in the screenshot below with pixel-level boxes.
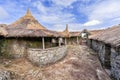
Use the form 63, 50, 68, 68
0, 45, 111, 80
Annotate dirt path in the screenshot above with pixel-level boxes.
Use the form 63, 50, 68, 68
0, 45, 111, 80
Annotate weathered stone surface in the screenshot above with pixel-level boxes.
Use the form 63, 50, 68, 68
88, 39, 120, 79
9, 40, 27, 58
0, 69, 11, 80
111, 48, 120, 80
27, 46, 67, 66
91, 40, 106, 65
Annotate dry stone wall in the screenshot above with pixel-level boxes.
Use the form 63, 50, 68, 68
27, 46, 67, 67
111, 48, 120, 80
88, 39, 120, 80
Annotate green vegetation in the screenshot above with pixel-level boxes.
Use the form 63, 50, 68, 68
0, 39, 14, 59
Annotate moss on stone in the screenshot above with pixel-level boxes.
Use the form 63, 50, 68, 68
0, 39, 14, 59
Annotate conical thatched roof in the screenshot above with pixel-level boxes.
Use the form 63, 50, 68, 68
89, 25, 120, 47
59, 24, 80, 37
9, 9, 46, 30
60, 24, 70, 37
4, 9, 62, 37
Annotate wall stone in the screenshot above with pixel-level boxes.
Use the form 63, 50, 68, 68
90, 40, 111, 67
111, 48, 120, 80
91, 40, 98, 51
87, 39, 92, 48
0, 69, 11, 80
27, 46, 67, 67
9, 40, 27, 58
98, 42, 106, 65
88, 39, 120, 79
0, 39, 27, 58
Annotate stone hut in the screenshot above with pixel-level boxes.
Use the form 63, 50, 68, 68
81, 29, 90, 39
0, 9, 67, 61
80, 29, 90, 45
0, 9, 81, 67
88, 25, 120, 80
60, 24, 81, 45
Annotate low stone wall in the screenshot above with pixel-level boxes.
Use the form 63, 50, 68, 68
27, 46, 67, 67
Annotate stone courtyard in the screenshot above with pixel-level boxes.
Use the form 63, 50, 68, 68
0, 45, 111, 80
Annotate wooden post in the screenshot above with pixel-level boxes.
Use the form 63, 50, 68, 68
65, 38, 67, 45
59, 38, 61, 47
77, 36, 79, 44
42, 37, 45, 49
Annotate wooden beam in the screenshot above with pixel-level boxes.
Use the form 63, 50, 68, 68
59, 38, 61, 47
65, 38, 67, 45
42, 37, 45, 49
77, 36, 79, 44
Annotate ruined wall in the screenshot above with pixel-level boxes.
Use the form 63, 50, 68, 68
0, 38, 60, 58
88, 39, 120, 80
0, 39, 27, 58
87, 39, 92, 48
27, 46, 67, 67
111, 47, 120, 80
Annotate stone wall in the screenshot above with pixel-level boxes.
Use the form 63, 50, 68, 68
87, 39, 92, 48
111, 47, 120, 80
87, 39, 120, 80
27, 46, 67, 67
0, 38, 60, 58
0, 39, 27, 58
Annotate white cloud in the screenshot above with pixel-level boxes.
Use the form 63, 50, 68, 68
0, 7, 9, 20
52, 0, 77, 7
83, 20, 101, 26
78, 0, 120, 29
89, 0, 120, 21
33, 1, 47, 14
33, 1, 75, 25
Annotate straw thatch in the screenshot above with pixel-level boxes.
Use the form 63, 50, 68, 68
89, 25, 120, 47
89, 29, 105, 35
0, 27, 8, 36
9, 9, 46, 30
6, 28, 61, 37
60, 24, 70, 37
0, 9, 80, 38
4, 9, 62, 37
60, 24, 80, 37
69, 32, 80, 37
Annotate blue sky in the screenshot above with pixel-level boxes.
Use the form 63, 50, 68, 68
0, 0, 120, 31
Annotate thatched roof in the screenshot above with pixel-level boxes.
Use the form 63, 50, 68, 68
0, 27, 8, 36
9, 9, 46, 30
6, 28, 61, 37
89, 25, 120, 47
0, 9, 80, 38
89, 29, 105, 35
60, 24, 80, 37
0, 24, 7, 27
4, 9, 62, 37
69, 32, 80, 37
60, 24, 70, 37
